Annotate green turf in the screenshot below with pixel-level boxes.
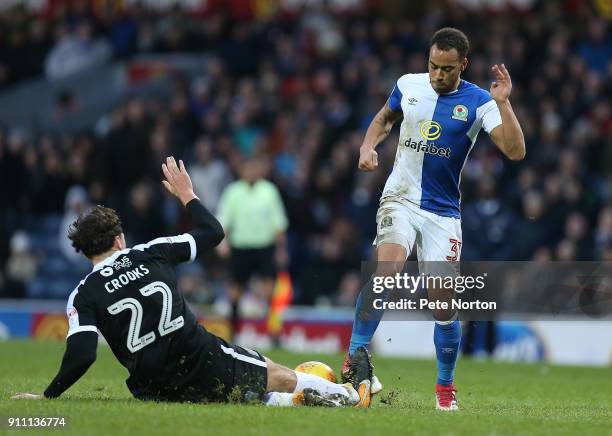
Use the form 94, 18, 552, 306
0, 340, 610, 435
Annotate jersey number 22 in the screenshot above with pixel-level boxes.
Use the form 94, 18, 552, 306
107, 281, 185, 353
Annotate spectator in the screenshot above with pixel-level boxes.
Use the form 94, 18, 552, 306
462, 177, 517, 261
121, 181, 165, 245
594, 206, 612, 258
564, 213, 592, 260
58, 185, 90, 263
6, 231, 37, 295
45, 22, 112, 80
514, 190, 551, 260
189, 136, 232, 212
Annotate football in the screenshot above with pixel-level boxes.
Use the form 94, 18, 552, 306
294, 361, 338, 383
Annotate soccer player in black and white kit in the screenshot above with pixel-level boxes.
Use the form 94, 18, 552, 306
12, 157, 372, 408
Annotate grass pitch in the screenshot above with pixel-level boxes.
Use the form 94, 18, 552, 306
1, 340, 610, 435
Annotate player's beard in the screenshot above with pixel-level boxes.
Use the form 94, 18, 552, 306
432, 79, 457, 94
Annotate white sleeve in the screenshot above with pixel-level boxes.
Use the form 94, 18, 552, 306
66, 288, 98, 338
132, 234, 196, 264
478, 100, 502, 134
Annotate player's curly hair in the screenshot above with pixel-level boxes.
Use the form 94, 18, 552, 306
68, 206, 123, 258
430, 27, 470, 59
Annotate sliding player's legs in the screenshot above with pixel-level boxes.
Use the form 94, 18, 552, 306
264, 358, 360, 407
162, 325, 358, 407
417, 209, 462, 411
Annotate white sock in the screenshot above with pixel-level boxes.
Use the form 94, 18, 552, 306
264, 392, 295, 407
294, 371, 347, 396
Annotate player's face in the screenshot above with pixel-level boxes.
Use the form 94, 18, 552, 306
428, 45, 467, 94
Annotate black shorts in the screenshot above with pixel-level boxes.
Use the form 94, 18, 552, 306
197, 331, 269, 403
132, 326, 268, 403
230, 245, 276, 285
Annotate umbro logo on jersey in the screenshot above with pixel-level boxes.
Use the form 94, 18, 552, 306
406, 97, 418, 105
113, 256, 132, 270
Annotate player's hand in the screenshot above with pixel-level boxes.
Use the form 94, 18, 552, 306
11, 393, 45, 400
162, 156, 199, 206
358, 147, 378, 171
490, 64, 512, 103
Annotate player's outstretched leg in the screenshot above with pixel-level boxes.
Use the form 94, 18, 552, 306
343, 283, 385, 395
344, 275, 384, 389
434, 317, 461, 411
343, 243, 406, 394
264, 359, 359, 407
343, 290, 384, 395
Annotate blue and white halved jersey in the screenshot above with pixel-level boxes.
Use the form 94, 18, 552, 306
382, 73, 502, 218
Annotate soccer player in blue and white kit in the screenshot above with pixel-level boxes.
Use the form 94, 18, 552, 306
341, 28, 526, 410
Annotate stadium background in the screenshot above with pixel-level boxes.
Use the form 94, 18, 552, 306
0, 0, 611, 366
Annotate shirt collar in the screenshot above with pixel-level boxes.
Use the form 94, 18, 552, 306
92, 248, 130, 271
433, 80, 463, 96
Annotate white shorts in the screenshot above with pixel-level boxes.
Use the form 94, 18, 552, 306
374, 198, 462, 263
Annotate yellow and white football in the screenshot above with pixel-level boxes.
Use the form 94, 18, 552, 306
294, 361, 337, 383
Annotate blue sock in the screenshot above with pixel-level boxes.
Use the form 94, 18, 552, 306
348, 277, 386, 356
434, 319, 461, 385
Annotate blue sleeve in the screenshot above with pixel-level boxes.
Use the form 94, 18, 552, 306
388, 83, 403, 113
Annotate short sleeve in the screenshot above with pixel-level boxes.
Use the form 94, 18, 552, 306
388, 82, 403, 113
479, 99, 502, 134
66, 289, 98, 338
134, 234, 197, 265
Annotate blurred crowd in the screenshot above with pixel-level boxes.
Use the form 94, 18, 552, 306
0, 1, 611, 307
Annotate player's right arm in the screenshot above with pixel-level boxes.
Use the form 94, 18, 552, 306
12, 291, 99, 400
359, 101, 403, 172
44, 291, 99, 398
161, 156, 225, 256
11, 333, 98, 400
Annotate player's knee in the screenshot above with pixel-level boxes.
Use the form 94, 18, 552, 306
266, 360, 297, 393
433, 309, 452, 321
375, 247, 406, 277
377, 242, 407, 263
433, 309, 458, 322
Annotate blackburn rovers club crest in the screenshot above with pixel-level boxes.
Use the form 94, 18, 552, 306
452, 104, 468, 121
381, 216, 393, 228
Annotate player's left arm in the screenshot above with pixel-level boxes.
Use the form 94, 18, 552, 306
488, 64, 526, 161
